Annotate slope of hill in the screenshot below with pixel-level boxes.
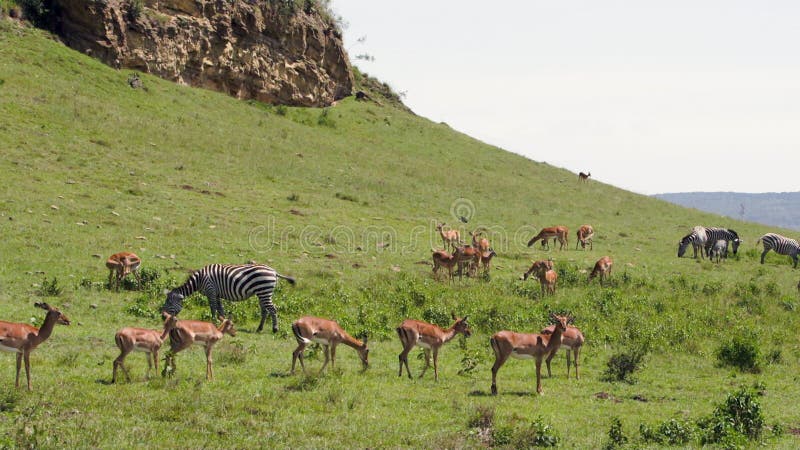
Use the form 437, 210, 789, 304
1, 22, 799, 448
655, 191, 800, 231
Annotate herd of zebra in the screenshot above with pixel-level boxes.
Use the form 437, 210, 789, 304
678, 226, 800, 268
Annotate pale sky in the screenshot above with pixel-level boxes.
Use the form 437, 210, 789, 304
330, 0, 800, 195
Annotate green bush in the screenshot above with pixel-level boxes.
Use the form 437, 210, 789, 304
715, 332, 760, 372
37, 276, 62, 297
639, 418, 693, 445
698, 387, 764, 445
601, 344, 647, 384
603, 417, 627, 450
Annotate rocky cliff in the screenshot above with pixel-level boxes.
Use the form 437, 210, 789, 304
50, 0, 353, 106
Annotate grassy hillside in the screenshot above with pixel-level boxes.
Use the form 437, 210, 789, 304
1, 21, 800, 448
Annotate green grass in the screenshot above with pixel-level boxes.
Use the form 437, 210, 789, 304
1, 21, 800, 448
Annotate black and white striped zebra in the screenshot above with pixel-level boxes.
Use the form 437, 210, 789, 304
677, 226, 708, 258
162, 264, 296, 333
703, 228, 742, 255
757, 233, 800, 268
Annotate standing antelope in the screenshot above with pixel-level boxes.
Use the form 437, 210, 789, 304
490, 313, 572, 395
589, 256, 613, 286
452, 245, 481, 279
470, 229, 491, 253
106, 252, 142, 290
522, 260, 558, 295
397, 314, 471, 381
480, 250, 497, 276
435, 223, 461, 252
291, 316, 369, 374
112, 314, 178, 383
576, 225, 594, 250
431, 249, 457, 281
0, 303, 70, 390
527, 226, 568, 250
578, 172, 591, 182
162, 314, 236, 380
541, 323, 584, 379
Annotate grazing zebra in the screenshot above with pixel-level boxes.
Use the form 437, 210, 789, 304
677, 226, 708, 259
757, 233, 800, 268
161, 264, 295, 333
703, 227, 742, 255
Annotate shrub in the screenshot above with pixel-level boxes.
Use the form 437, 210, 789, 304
639, 418, 693, 445
275, 104, 288, 116
698, 387, 764, 444
126, 0, 143, 21
601, 344, 647, 384
715, 332, 760, 372
603, 417, 627, 450
511, 417, 560, 448
317, 108, 336, 128
37, 277, 62, 297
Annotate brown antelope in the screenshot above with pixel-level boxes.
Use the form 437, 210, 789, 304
480, 250, 497, 276
435, 222, 461, 252
576, 225, 594, 250
106, 252, 142, 290
541, 323, 585, 379
578, 171, 591, 182
470, 229, 491, 253
527, 226, 568, 250
397, 314, 471, 381
452, 245, 481, 279
112, 314, 178, 383
0, 303, 70, 390
490, 313, 572, 395
522, 260, 557, 295
291, 316, 369, 374
431, 249, 458, 281
162, 314, 236, 380
589, 256, 613, 286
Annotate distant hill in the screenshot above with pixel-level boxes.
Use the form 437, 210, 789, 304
654, 192, 800, 231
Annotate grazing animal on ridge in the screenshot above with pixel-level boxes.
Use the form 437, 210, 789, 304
677, 226, 708, 259
161, 264, 295, 333
112, 314, 178, 383
578, 172, 591, 182
576, 225, 594, 250
541, 322, 585, 379
710, 239, 728, 263
435, 223, 461, 252
757, 233, 800, 268
162, 314, 236, 380
0, 303, 70, 391
397, 314, 471, 381
291, 316, 369, 374
527, 226, 569, 250
589, 256, 613, 286
106, 252, 141, 290
490, 313, 572, 395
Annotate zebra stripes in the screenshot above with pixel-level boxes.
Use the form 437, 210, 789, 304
703, 228, 741, 255
677, 226, 708, 258
757, 233, 800, 268
162, 264, 296, 333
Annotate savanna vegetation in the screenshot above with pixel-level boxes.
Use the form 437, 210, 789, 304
1, 20, 799, 448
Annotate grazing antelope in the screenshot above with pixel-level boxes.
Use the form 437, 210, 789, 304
541, 323, 584, 379
112, 314, 178, 383
397, 314, 471, 381
470, 229, 491, 253
589, 256, 613, 286
576, 225, 594, 250
522, 260, 557, 295
480, 250, 497, 276
106, 252, 141, 290
162, 314, 236, 380
452, 245, 481, 279
578, 172, 591, 182
0, 303, 70, 390
527, 226, 568, 250
522, 259, 553, 281
431, 249, 457, 281
490, 313, 572, 395
291, 316, 369, 374
435, 222, 461, 252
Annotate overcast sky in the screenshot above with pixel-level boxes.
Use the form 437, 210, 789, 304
330, 0, 800, 195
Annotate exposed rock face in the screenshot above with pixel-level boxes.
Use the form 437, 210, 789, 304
51, 0, 353, 106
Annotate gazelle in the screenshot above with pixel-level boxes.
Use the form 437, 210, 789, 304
490, 313, 571, 395
526, 226, 568, 250
162, 314, 236, 380
291, 316, 369, 374
112, 314, 178, 383
470, 229, 491, 253
522, 260, 557, 295
0, 302, 70, 390
452, 245, 481, 279
576, 225, 594, 250
578, 171, 591, 182
435, 223, 461, 252
541, 323, 585, 379
106, 252, 141, 290
589, 256, 613, 286
431, 249, 457, 281
480, 249, 497, 276
397, 314, 471, 381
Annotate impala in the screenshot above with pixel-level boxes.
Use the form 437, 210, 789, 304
541, 323, 585, 379
431, 249, 457, 281
0, 302, 70, 390
435, 222, 461, 252
162, 314, 236, 380
397, 314, 471, 381
470, 229, 491, 253
480, 249, 497, 276
527, 226, 568, 250
490, 313, 571, 395
578, 171, 591, 182
112, 314, 178, 383
106, 252, 141, 290
576, 225, 594, 250
291, 316, 368, 374
522, 260, 558, 295
589, 256, 613, 286
452, 245, 481, 279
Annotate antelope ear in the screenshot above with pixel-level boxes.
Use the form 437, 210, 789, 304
34, 302, 49, 310
451, 312, 457, 320
462, 315, 469, 322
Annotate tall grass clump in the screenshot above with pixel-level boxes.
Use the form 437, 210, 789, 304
715, 330, 761, 372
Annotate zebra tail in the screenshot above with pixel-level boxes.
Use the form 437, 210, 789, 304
277, 273, 296, 285
755, 237, 763, 248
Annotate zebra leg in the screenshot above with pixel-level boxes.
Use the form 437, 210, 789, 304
760, 249, 769, 264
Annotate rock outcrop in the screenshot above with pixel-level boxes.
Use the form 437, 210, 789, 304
51, 0, 353, 106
